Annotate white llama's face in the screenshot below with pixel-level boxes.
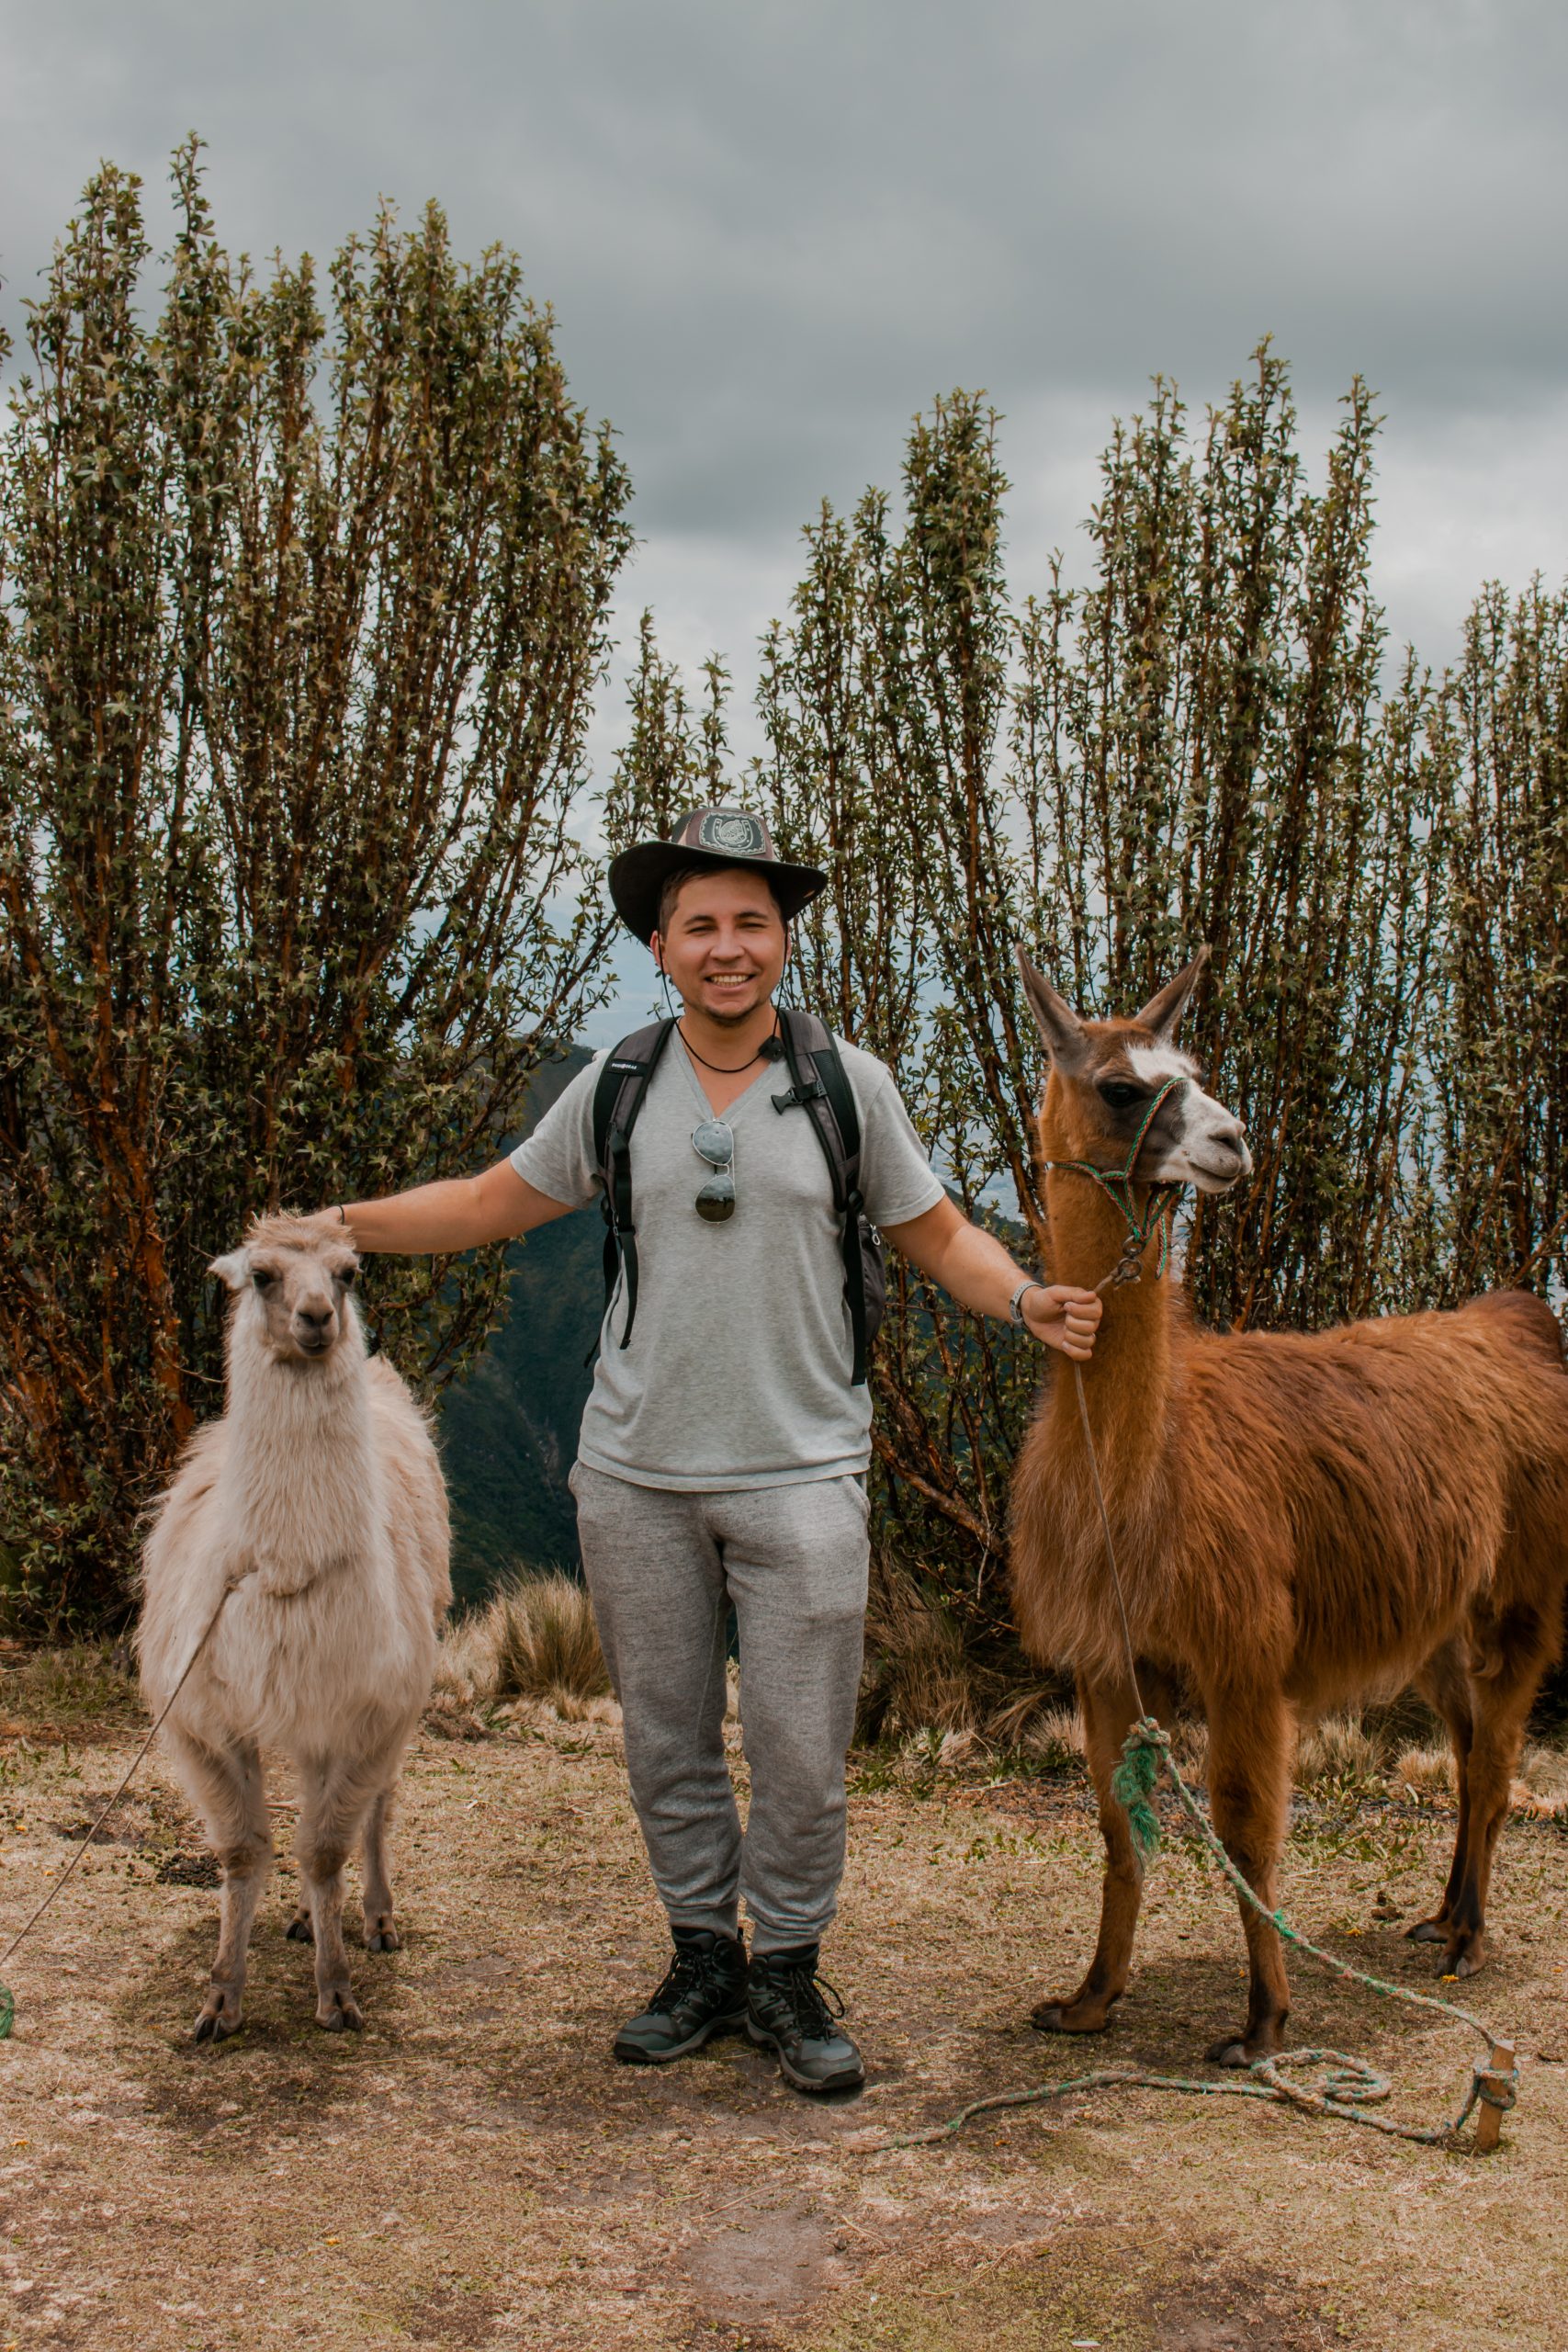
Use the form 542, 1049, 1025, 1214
210, 1240, 361, 1365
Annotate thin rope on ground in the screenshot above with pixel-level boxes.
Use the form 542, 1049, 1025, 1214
0, 1573, 249, 2040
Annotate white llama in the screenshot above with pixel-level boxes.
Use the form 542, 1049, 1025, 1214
137, 1214, 450, 2038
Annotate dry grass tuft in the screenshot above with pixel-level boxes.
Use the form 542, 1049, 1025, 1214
1512, 1742, 1568, 1817
424, 1572, 611, 1733
1021, 1703, 1083, 1773
1392, 1742, 1456, 1798
984, 1682, 1060, 1748
472, 1570, 610, 1704
858, 1559, 977, 1741
1296, 1713, 1388, 1788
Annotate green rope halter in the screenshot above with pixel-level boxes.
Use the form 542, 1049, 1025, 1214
1044, 1074, 1187, 1278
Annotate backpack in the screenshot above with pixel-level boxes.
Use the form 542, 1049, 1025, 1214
590, 1007, 887, 1385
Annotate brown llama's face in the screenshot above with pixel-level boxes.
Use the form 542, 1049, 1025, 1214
1017, 947, 1252, 1196
209, 1235, 362, 1365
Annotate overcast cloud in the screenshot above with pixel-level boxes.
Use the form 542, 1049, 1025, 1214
5, 0, 1566, 852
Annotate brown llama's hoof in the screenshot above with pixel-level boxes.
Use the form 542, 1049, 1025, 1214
365, 1917, 400, 1953
1441, 1941, 1486, 1980
317, 1989, 364, 2032
1205, 2035, 1253, 2069
285, 1907, 314, 1943
1031, 1996, 1113, 2036
1405, 1917, 1447, 1944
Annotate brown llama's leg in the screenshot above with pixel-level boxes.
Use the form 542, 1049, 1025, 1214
1032, 1673, 1148, 2036
1203, 1690, 1294, 2067
1436, 1611, 1552, 1979
164, 1725, 273, 2043
1407, 1640, 1474, 1944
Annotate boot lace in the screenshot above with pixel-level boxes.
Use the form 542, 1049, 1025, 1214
766, 1958, 846, 2041
649, 1941, 735, 2015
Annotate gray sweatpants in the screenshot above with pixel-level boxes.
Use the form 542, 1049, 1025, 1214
570, 1463, 870, 1953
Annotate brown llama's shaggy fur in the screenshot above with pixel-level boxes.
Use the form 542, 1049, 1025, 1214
1009, 950, 1568, 2065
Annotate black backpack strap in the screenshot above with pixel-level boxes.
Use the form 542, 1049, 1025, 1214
591, 1018, 676, 1352
773, 1008, 873, 1384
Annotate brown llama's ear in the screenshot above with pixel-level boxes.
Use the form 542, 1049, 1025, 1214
1134, 946, 1211, 1044
1016, 947, 1090, 1071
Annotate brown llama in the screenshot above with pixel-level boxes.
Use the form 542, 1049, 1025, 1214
1010, 946, 1568, 2066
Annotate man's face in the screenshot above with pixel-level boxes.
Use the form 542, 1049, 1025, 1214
651, 867, 787, 1026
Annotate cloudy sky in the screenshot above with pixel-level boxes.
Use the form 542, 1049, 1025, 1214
5, 0, 1566, 993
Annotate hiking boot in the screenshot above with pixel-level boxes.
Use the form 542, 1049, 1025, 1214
613, 1928, 748, 2064
746, 1943, 865, 2093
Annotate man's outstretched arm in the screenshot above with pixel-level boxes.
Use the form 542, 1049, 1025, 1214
881, 1194, 1102, 1361
314, 1159, 574, 1254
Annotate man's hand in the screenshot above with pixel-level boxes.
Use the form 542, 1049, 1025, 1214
296, 1206, 348, 1238
1021, 1283, 1102, 1360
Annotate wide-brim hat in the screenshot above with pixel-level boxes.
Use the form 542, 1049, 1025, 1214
608, 805, 829, 945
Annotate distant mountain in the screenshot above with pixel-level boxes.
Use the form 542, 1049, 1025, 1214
436, 1047, 602, 1608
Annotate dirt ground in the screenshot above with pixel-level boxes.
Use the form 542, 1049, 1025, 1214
2, 1658, 1566, 2352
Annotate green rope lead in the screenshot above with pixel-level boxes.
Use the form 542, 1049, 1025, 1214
887, 2047, 1481, 2154
878, 1719, 1517, 2156
0, 1981, 12, 2041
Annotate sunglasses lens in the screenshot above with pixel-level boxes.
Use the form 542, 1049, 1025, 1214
692, 1119, 734, 1167
695, 1175, 736, 1222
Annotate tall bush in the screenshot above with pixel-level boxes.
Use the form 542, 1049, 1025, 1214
1431, 580, 1568, 1300
0, 146, 632, 1628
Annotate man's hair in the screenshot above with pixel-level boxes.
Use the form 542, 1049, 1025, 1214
655, 862, 784, 941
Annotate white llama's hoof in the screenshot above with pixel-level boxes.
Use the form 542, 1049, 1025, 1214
194, 1990, 243, 2043
365, 1920, 400, 1953
285, 1908, 314, 1943
317, 1990, 364, 2032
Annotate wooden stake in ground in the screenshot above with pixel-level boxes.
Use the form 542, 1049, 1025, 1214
1475, 2041, 1516, 2154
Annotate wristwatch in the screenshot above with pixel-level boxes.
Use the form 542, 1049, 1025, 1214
1009, 1279, 1046, 1327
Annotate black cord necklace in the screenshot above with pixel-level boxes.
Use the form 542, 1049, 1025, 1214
676, 1014, 782, 1076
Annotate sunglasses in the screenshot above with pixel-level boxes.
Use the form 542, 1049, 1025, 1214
692, 1118, 736, 1222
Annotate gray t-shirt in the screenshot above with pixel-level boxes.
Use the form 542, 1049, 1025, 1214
510, 1033, 945, 1490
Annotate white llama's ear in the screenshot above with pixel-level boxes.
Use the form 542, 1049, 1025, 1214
1134, 945, 1211, 1043
209, 1250, 249, 1292
1016, 947, 1090, 1071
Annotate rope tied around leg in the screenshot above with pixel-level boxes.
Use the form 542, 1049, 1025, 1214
1108, 1715, 1165, 1868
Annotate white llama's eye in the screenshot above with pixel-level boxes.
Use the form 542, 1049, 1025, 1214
252, 1270, 275, 1290
339, 1267, 356, 1288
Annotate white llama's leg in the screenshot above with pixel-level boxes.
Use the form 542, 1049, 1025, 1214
360, 1781, 400, 1951
293, 1748, 399, 2030
164, 1724, 272, 2043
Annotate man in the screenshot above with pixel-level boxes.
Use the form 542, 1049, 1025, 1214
323, 806, 1100, 2094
